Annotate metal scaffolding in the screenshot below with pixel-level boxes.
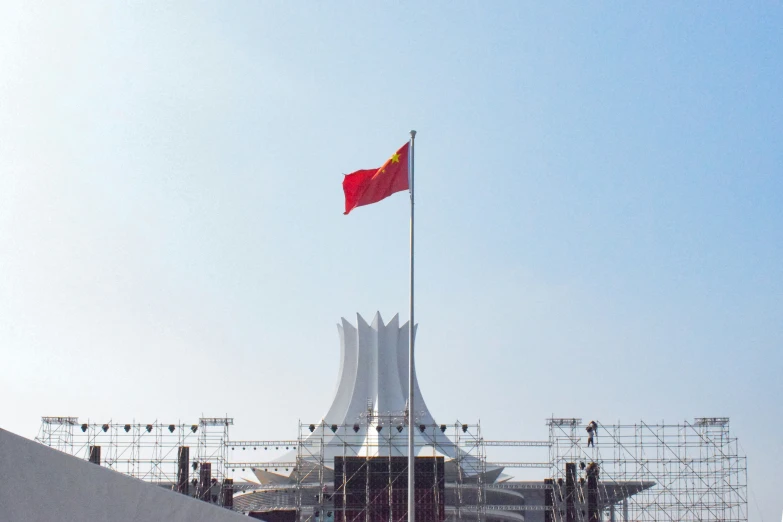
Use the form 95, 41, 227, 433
286, 415, 486, 522
34, 414, 748, 522
35, 417, 233, 487
37, 416, 78, 454
452, 421, 487, 522
547, 417, 747, 522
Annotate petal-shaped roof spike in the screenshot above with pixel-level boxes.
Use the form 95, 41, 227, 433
372, 311, 384, 328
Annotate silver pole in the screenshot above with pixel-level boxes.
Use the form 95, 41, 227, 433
407, 129, 416, 522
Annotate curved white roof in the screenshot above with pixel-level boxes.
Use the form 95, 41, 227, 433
254, 313, 501, 484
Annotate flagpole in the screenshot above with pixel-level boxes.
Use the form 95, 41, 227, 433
408, 129, 416, 522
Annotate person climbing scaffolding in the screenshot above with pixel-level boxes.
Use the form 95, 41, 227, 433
586, 420, 598, 447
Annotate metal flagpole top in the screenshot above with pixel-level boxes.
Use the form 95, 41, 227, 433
410, 130, 416, 139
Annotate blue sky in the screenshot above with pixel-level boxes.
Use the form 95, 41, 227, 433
1, 2, 780, 519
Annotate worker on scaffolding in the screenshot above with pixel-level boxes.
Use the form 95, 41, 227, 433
586, 420, 598, 447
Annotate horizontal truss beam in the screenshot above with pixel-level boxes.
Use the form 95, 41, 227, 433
228, 440, 549, 448
227, 461, 548, 469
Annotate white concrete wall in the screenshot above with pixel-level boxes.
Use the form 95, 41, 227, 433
0, 428, 247, 522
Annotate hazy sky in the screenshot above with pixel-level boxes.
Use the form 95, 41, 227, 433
1, 2, 780, 520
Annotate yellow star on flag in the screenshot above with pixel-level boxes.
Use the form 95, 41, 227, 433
390, 152, 401, 164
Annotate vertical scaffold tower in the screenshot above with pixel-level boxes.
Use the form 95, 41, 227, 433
547, 417, 747, 522
37, 416, 78, 454
198, 417, 233, 485
453, 421, 487, 522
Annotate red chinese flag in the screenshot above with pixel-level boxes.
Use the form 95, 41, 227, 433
343, 142, 409, 215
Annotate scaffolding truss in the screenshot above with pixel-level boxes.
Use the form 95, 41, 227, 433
38, 416, 78, 454
289, 415, 486, 522
547, 417, 747, 522
35, 414, 748, 522
35, 417, 233, 486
